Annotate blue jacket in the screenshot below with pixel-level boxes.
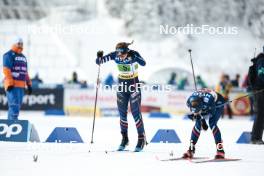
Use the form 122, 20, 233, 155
3, 49, 31, 90
96, 50, 146, 80
187, 89, 225, 115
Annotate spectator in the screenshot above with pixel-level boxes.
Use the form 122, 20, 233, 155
2, 37, 32, 120
196, 75, 207, 88
231, 74, 240, 87
242, 74, 249, 88
31, 73, 43, 88
68, 71, 80, 84
215, 74, 233, 119
248, 50, 264, 144
80, 80, 88, 88
168, 72, 177, 85
178, 77, 188, 90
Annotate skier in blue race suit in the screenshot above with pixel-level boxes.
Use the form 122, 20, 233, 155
96, 41, 146, 152
183, 88, 226, 159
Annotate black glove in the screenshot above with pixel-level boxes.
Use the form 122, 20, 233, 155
27, 85, 32, 95
195, 115, 202, 120
187, 114, 201, 121
201, 111, 208, 116
188, 113, 208, 130
97, 50, 104, 58
186, 114, 194, 120
7, 85, 14, 92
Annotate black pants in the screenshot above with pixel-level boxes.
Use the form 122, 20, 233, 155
251, 91, 264, 140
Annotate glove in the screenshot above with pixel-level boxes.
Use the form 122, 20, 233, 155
201, 111, 207, 116
186, 114, 194, 120
96, 51, 104, 65
97, 50, 104, 58
7, 85, 14, 92
186, 114, 201, 121
27, 85, 32, 95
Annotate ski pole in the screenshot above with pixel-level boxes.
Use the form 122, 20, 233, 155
188, 49, 197, 90
90, 57, 101, 144
188, 49, 208, 130
216, 88, 264, 108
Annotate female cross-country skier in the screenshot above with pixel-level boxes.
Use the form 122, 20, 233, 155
96, 41, 146, 152
184, 88, 226, 159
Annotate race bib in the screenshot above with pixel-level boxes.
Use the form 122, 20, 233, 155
117, 63, 138, 75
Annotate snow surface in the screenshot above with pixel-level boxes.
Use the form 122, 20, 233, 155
0, 112, 263, 176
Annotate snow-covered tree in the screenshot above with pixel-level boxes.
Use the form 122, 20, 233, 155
104, 0, 264, 39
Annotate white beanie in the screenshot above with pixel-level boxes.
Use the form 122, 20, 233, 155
13, 37, 23, 44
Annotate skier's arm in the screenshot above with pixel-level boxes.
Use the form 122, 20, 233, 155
202, 98, 216, 115
96, 51, 116, 65
25, 62, 32, 87
3, 53, 14, 89
131, 50, 146, 66
25, 63, 32, 95
26, 74, 31, 86
197, 92, 215, 115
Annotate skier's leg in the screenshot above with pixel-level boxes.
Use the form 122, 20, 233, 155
117, 91, 130, 150
209, 107, 225, 158
209, 111, 223, 144
183, 120, 202, 158
130, 91, 144, 135
191, 120, 202, 145
130, 91, 145, 151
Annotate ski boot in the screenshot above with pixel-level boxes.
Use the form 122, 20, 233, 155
134, 134, 146, 152
183, 140, 195, 159
117, 132, 129, 151
251, 139, 264, 145
215, 142, 225, 159
182, 146, 195, 159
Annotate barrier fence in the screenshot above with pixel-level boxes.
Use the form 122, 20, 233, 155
0, 87, 251, 116
0, 88, 64, 111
